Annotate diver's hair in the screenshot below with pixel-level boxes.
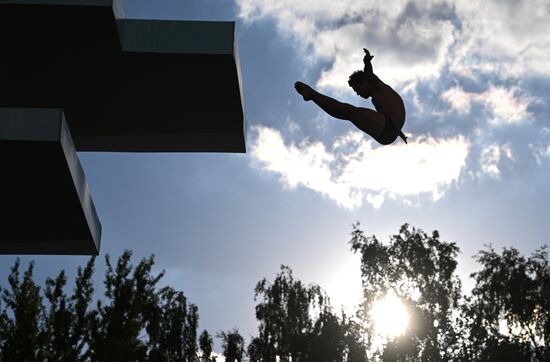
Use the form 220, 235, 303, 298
348, 70, 381, 87
348, 70, 366, 87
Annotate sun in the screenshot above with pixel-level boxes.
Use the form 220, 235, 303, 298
369, 291, 409, 339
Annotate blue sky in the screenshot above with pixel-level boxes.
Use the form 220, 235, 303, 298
2, 0, 550, 352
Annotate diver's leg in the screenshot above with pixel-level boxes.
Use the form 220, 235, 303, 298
349, 107, 386, 140
296, 81, 354, 119
312, 91, 359, 120
295, 81, 385, 137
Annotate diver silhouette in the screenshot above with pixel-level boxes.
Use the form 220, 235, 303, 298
295, 48, 407, 145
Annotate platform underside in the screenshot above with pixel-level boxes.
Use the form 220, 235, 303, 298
0, 108, 101, 255
0, 0, 246, 255
0, 2, 246, 153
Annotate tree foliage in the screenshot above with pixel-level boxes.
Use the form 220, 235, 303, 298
459, 245, 550, 361
349, 223, 463, 361
1, 224, 550, 362
1, 259, 44, 361
38, 257, 96, 362
0, 252, 204, 362
87, 251, 162, 361
218, 328, 245, 362
199, 330, 215, 362
250, 265, 368, 362
253, 265, 324, 361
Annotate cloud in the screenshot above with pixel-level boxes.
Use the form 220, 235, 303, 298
236, 0, 550, 89
531, 143, 550, 166
479, 144, 514, 178
236, 0, 457, 87
239, 0, 550, 203
441, 85, 537, 125
450, 0, 550, 79
440, 86, 474, 114
250, 126, 470, 209
251, 126, 364, 208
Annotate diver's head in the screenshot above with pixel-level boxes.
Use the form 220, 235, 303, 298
348, 70, 371, 99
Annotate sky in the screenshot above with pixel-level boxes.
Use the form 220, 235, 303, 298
2, 0, 550, 353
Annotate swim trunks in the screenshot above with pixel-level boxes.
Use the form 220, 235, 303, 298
377, 116, 406, 145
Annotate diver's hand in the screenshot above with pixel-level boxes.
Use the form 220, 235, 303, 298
363, 48, 374, 65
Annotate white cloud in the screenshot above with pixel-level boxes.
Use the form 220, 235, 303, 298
250, 126, 470, 209
236, 0, 550, 90
483, 86, 535, 126
441, 85, 536, 125
451, 0, 550, 79
237, 0, 549, 197
480, 145, 501, 178
530, 143, 550, 165
479, 144, 514, 178
441, 85, 473, 113
237, 0, 457, 88
251, 126, 365, 208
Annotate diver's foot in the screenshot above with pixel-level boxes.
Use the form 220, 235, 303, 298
294, 81, 313, 101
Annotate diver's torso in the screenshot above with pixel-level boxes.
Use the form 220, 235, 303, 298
371, 82, 406, 129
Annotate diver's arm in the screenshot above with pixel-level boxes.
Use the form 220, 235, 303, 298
363, 48, 374, 76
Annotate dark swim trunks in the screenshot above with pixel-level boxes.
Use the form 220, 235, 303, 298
376, 116, 407, 145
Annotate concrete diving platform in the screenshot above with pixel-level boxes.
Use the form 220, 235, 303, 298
0, 0, 246, 255
0, 0, 246, 152
0, 109, 101, 255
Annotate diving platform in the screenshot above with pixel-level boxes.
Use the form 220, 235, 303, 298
0, 0, 246, 254
0, 108, 101, 255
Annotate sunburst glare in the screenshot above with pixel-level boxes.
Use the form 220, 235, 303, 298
369, 291, 409, 339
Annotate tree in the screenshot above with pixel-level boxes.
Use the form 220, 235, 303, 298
148, 287, 187, 361
145, 285, 201, 362
253, 265, 326, 362
342, 317, 368, 362
3, 226, 550, 362
71, 257, 97, 361
87, 251, 164, 361
185, 304, 200, 361
250, 265, 368, 362
461, 245, 550, 361
218, 328, 245, 362
0, 259, 44, 361
42, 270, 74, 361
0, 251, 208, 362
0, 295, 6, 361
0, 251, 206, 362
306, 310, 346, 362
41, 257, 96, 362
199, 330, 216, 362
247, 337, 264, 362
349, 223, 463, 361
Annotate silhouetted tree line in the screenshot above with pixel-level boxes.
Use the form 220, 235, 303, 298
1, 224, 549, 361
0, 252, 217, 362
